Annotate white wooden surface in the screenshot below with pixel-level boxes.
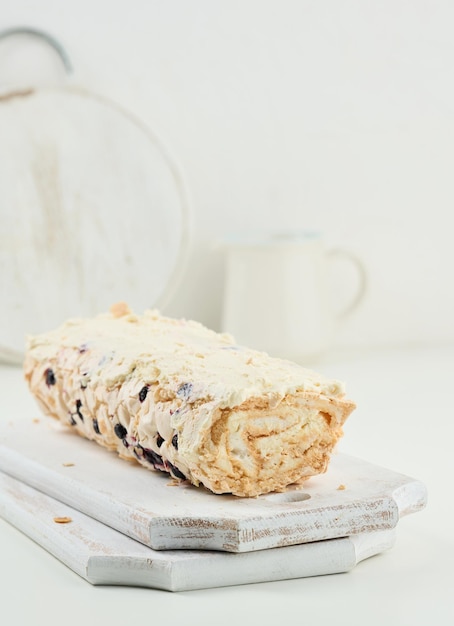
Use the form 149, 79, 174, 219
0, 471, 396, 591
0, 418, 427, 552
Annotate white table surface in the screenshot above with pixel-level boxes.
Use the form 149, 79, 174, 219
0, 345, 453, 626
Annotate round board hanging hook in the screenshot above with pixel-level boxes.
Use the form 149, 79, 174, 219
0, 26, 73, 75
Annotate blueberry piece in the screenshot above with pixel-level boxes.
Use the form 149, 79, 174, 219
168, 462, 186, 480
69, 413, 76, 426
142, 447, 163, 467
177, 382, 193, 400
93, 419, 100, 434
156, 434, 164, 448
75, 399, 84, 421
45, 368, 56, 387
138, 385, 149, 402
172, 433, 178, 449
78, 343, 88, 354
114, 423, 127, 440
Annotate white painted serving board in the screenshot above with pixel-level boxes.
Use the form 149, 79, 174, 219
0, 471, 396, 591
0, 419, 427, 553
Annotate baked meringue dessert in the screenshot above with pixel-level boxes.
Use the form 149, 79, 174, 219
24, 302, 356, 497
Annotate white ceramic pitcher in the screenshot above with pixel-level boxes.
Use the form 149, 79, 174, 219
221, 232, 367, 363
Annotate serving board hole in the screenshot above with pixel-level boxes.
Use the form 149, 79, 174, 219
263, 491, 311, 504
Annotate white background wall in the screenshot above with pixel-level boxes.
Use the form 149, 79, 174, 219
1, 1, 453, 353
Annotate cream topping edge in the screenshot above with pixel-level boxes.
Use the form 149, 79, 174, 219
26, 305, 346, 410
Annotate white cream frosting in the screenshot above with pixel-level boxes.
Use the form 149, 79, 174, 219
27, 307, 345, 401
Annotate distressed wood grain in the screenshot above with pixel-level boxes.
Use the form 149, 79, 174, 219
0, 471, 397, 591
0, 419, 427, 552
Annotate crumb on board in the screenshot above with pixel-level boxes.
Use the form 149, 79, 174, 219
167, 479, 182, 487
53, 516, 72, 524
32, 418, 40, 424
62, 462, 75, 467
337, 484, 346, 490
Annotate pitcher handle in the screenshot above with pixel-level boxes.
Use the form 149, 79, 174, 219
326, 248, 367, 320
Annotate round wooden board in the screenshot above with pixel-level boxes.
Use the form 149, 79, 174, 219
0, 86, 190, 361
